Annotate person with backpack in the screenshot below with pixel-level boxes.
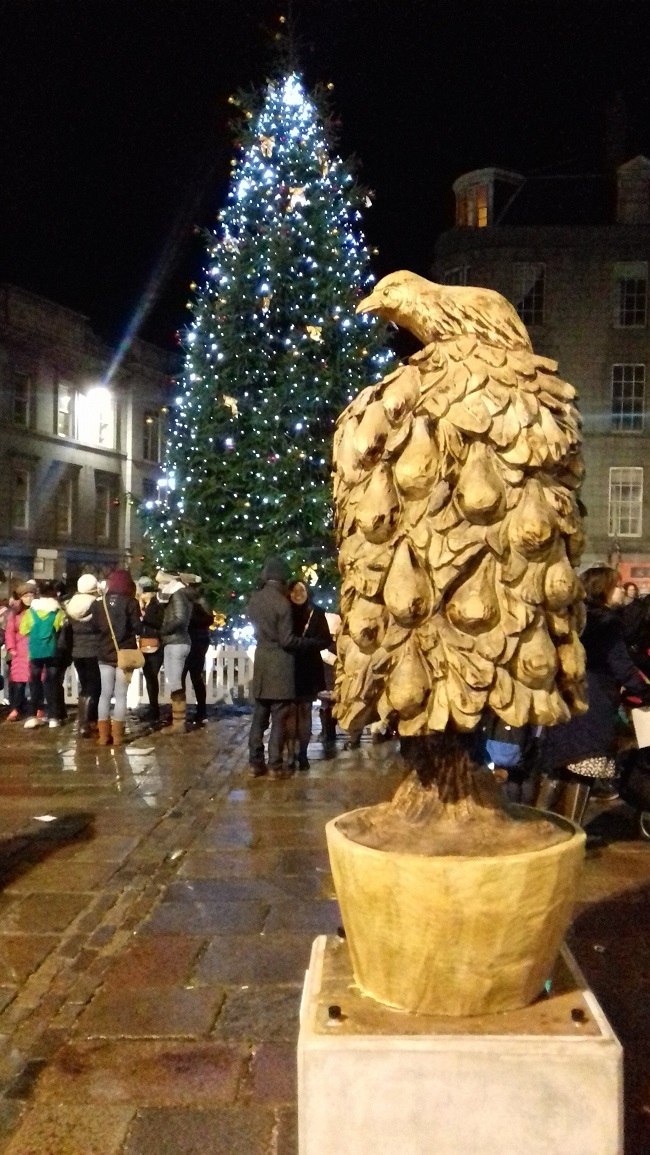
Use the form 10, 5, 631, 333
20, 581, 66, 729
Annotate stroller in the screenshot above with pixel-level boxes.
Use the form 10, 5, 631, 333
618, 703, 650, 840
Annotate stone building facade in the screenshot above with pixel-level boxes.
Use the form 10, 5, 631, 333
0, 284, 174, 588
433, 156, 650, 587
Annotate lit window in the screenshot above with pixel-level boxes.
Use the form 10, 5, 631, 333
55, 476, 73, 538
12, 371, 31, 426
476, 185, 488, 227
513, 263, 545, 326
611, 364, 645, 431
12, 467, 30, 530
76, 387, 114, 447
443, 267, 468, 286
57, 383, 74, 438
95, 482, 111, 543
143, 411, 162, 462
609, 467, 643, 537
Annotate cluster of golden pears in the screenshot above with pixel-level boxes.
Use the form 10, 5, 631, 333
333, 288, 587, 738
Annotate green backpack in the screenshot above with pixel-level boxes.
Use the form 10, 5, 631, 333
28, 611, 59, 660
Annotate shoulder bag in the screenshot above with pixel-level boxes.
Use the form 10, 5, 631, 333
103, 593, 144, 680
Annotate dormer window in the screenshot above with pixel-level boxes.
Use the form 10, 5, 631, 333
453, 168, 524, 229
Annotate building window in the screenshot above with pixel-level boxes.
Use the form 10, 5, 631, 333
456, 193, 468, 227
443, 267, 469, 286
95, 482, 111, 543
476, 185, 488, 228
513, 263, 545, 326
142, 477, 157, 501
57, 383, 74, 438
143, 410, 162, 463
77, 387, 115, 448
609, 467, 643, 538
55, 476, 73, 538
614, 261, 647, 327
12, 371, 31, 426
11, 467, 30, 530
611, 364, 645, 431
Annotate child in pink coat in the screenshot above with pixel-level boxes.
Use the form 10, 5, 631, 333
5, 584, 34, 720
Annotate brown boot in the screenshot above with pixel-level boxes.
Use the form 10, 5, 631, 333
97, 719, 112, 746
111, 720, 125, 747
170, 690, 186, 732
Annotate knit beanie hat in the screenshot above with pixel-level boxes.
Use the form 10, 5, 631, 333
262, 557, 290, 584
15, 582, 32, 598
77, 574, 99, 595
107, 569, 136, 596
155, 570, 180, 587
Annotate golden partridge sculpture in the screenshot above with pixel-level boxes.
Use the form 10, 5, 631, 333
333, 271, 587, 739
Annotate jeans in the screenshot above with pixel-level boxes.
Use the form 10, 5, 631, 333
248, 699, 293, 770
164, 643, 191, 694
74, 658, 101, 723
295, 699, 314, 758
183, 641, 209, 715
98, 662, 129, 722
29, 658, 58, 719
9, 680, 28, 715
143, 649, 164, 715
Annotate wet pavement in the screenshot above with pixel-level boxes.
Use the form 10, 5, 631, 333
0, 709, 646, 1153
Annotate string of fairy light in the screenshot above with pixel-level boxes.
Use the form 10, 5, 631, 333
147, 72, 393, 614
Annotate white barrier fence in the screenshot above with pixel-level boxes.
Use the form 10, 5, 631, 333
0, 644, 255, 709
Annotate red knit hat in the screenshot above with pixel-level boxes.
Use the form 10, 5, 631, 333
106, 569, 136, 596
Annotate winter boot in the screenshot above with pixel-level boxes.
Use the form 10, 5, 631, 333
111, 720, 125, 747
170, 690, 187, 732
77, 696, 92, 739
97, 719, 112, 746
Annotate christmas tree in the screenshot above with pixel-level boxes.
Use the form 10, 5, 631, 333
146, 72, 393, 618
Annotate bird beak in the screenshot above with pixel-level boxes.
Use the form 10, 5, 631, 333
356, 290, 382, 315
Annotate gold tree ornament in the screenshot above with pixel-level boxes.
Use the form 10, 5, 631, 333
221, 394, 238, 416
287, 186, 307, 211
259, 134, 275, 157
306, 324, 323, 342
261, 296, 272, 313
301, 563, 319, 586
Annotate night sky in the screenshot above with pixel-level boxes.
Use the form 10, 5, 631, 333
1, 0, 649, 352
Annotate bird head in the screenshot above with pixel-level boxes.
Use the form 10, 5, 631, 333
357, 270, 531, 350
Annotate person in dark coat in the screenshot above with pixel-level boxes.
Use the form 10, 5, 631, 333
286, 580, 332, 770
66, 574, 101, 738
538, 566, 650, 824
246, 558, 322, 777
182, 578, 213, 726
138, 577, 165, 724
90, 569, 140, 747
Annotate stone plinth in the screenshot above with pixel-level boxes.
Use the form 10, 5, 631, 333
298, 935, 622, 1155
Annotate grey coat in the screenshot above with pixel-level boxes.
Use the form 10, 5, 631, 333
160, 590, 192, 647
247, 580, 321, 700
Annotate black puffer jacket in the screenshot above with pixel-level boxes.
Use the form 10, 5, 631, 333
140, 596, 164, 640
160, 589, 191, 647
542, 604, 650, 772
90, 594, 141, 666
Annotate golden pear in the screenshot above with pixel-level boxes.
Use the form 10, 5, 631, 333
384, 538, 433, 626
455, 442, 505, 524
355, 464, 400, 543
394, 416, 438, 498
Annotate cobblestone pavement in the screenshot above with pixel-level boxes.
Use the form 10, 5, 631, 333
0, 710, 647, 1154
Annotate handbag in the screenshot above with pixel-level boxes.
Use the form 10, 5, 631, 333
138, 637, 160, 654
103, 593, 144, 680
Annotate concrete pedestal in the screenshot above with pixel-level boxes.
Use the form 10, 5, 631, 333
298, 935, 622, 1155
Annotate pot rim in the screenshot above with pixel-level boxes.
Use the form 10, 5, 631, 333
326, 803, 585, 865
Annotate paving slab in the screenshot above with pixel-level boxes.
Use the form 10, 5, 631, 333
0, 715, 647, 1155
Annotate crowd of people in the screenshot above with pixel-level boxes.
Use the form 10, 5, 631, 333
0, 570, 213, 746
2, 557, 650, 833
